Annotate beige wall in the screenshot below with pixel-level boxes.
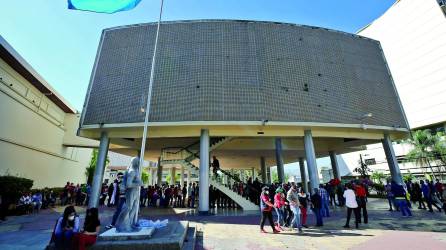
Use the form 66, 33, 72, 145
0, 57, 93, 188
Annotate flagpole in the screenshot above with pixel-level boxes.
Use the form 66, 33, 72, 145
136, 0, 164, 224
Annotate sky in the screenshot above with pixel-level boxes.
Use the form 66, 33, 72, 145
0, 0, 396, 173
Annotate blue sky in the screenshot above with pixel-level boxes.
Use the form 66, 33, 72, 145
1, 0, 395, 111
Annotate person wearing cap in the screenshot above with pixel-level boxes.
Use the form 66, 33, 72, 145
274, 188, 286, 231
287, 183, 303, 232
260, 186, 280, 234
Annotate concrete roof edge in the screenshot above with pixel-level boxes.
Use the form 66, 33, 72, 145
0, 35, 77, 114
102, 19, 380, 43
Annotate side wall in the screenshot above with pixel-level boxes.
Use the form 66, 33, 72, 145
0, 58, 92, 188
359, 0, 446, 129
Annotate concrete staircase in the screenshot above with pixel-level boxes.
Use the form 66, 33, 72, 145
209, 179, 259, 211
159, 136, 259, 211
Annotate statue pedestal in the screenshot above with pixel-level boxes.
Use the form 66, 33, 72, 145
98, 227, 155, 241
87, 221, 191, 250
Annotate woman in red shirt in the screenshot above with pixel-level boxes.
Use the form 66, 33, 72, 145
260, 186, 280, 234
274, 188, 286, 231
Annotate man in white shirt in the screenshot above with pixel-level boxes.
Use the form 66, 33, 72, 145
343, 183, 359, 229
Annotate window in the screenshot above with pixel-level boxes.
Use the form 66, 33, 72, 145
365, 158, 376, 165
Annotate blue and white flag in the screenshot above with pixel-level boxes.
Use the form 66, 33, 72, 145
68, 0, 142, 14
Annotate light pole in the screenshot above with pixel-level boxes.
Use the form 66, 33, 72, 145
136, 0, 165, 224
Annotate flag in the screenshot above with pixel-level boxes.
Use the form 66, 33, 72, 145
68, 0, 142, 14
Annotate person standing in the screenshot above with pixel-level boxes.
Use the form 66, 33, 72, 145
310, 188, 323, 227
355, 182, 368, 224
260, 186, 280, 234
385, 180, 395, 211
298, 188, 309, 228
287, 184, 303, 232
412, 181, 425, 209
274, 188, 286, 231
319, 184, 330, 217
106, 173, 125, 230
421, 180, 435, 212
212, 156, 220, 178
343, 183, 359, 229
442, 185, 446, 215
392, 182, 412, 217
182, 184, 187, 208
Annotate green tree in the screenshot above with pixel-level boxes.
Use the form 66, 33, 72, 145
405, 130, 439, 179
371, 171, 385, 184
141, 168, 150, 184
432, 132, 446, 176
402, 172, 414, 182
85, 149, 110, 185
165, 173, 180, 184
271, 170, 290, 183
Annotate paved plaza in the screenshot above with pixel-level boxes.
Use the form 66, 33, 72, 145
0, 198, 445, 250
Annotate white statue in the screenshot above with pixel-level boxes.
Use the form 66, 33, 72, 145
115, 157, 143, 232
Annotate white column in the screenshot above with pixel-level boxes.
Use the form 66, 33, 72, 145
89, 131, 110, 208
275, 138, 285, 183
170, 167, 176, 185
187, 169, 191, 185
382, 133, 403, 184
329, 151, 341, 180
199, 129, 210, 214
260, 157, 267, 183
157, 157, 163, 185
304, 130, 320, 193
299, 157, 308, 193
180, 166, 185, 187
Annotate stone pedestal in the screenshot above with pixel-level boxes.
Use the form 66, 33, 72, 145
98, 227, 155, 241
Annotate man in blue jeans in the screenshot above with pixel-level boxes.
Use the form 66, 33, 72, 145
286, 184, 302, 232
392, 182, 412, 217
319, 184, 330, 217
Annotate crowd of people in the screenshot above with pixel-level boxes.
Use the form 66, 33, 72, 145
385, 179, 446, 215
100, 172, 200, 211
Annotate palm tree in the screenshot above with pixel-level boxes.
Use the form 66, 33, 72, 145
432, 132, 446, 178
405, 130, 438, 179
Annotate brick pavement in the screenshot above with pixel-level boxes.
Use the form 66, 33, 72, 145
0, 198, 445, 250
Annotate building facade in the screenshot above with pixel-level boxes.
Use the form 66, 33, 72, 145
0, 36, 96, 188
79, 20, 409, 211
340, 0, 446, 180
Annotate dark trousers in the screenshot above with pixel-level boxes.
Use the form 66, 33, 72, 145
357, 197, 368, 223
111, 197, 126, 226
418, 198, 426, 209
260, 210, 275, 231
312, 208, 323, 226
345, 207, 359, 228
284, 205, 292, 226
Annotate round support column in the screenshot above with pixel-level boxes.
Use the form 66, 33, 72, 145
275, 138, 285, 183
199, 129, 210, 214
304, 130, 319, 194
329, 151, 341, 180
157, 157, 163, 185
382, 133, 403, 185
260, 157, 267, 184
89, 131, 110, 208
299, 157, 308, 193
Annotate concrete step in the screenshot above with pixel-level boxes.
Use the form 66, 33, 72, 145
210, 179, 259, 211
181, 226, 197, 250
